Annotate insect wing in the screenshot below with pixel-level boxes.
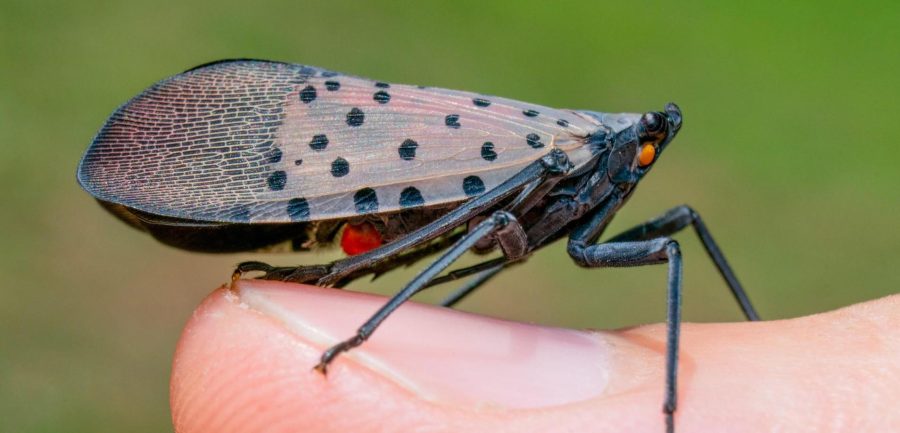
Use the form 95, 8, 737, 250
78, 60, 600, 223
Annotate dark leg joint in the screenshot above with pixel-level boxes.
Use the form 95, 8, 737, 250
664, 398, 677, 433
540, 148, 573, 175
493, 212, 528, 261
664, 400, 676, 414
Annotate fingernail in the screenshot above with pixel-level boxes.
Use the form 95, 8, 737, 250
231, 280, 614, 409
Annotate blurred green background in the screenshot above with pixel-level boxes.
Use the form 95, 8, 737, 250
1, 0, 898, 431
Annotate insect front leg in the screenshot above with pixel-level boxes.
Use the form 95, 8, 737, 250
605, 205, 759, 320
567, 235, 682, 433
315, 211, 526, 373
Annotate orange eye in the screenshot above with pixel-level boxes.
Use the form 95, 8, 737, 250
638, 144, 656, 167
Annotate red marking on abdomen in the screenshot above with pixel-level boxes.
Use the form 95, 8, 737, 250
340, 221, 383, 256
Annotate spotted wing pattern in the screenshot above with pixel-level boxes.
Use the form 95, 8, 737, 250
78, 60, 603, 223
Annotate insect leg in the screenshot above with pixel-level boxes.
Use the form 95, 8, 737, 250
605, 205, 759, 321
430, 214, 526, 307
362, 207, 523, 305
335, 230, 466, 288
567, 236, 682, 433
319, 149, 571, 286
235, 149, 568, 285
371, 256, 511, 306
431, 209, 527, 305
314, 211, 523, 373
423, 256, 507, 290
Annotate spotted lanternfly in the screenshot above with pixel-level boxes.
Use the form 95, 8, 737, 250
77, 59, 760, 432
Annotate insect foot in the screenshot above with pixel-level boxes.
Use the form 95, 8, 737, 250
232, 261, 275, 283
232, 261, 330, 285
314, 334, 365, 375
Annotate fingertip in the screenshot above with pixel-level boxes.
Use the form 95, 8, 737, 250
170, 283, 473, 433
170, 285, 320, 432
170, 285, 411, 433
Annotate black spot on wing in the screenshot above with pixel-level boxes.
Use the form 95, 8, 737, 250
473, 98, 491, 107
463, 176, 485, 196
373, 90, 391, 104
398, 139, 418, 160
299, 85, 317, 103
523, 109, 539, 117
445, 114, 460, 129
309, 134, 328, 151
399, 186, 425, 208
353, 188, 379, 214
267, 170, 287, 191
287, 198, 310, 221
346, 108, 365, 127
481, 142, 497, 161
526, 133, 544, 148
331, 157, 350, 177
557, 119, 569, 127
325, 80, 340, 91
375, 82, 390, 88
294, 159, 303, 166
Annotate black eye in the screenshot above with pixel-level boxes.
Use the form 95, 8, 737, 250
642, 112, 665, 135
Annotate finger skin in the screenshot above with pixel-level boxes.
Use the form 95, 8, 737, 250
170, 282, 900, 433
